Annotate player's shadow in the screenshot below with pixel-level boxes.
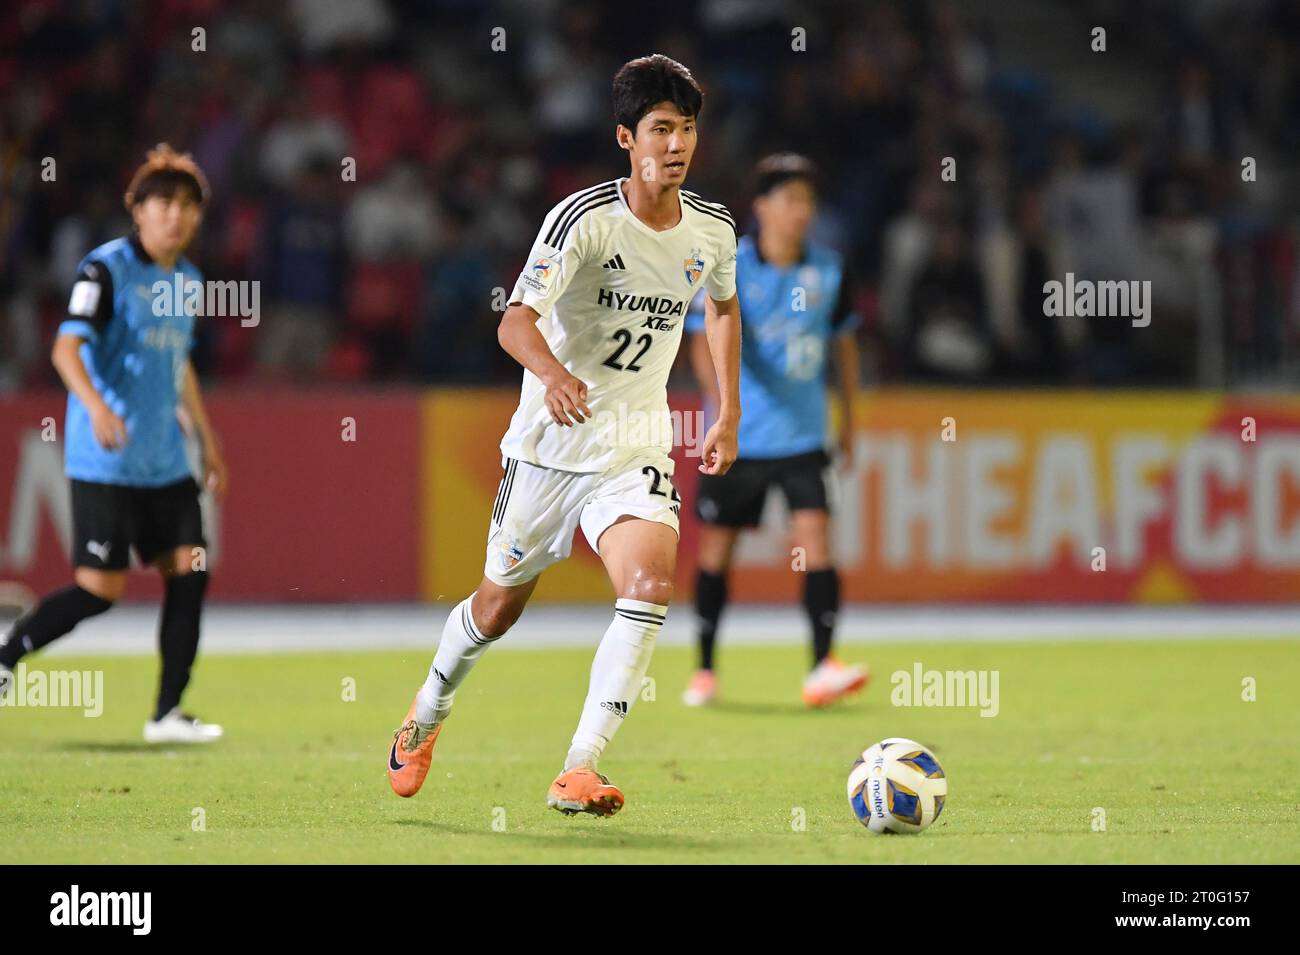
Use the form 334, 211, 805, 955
57, 741, 187, 753
709, 700, 831, 717
391, 818, 736, 852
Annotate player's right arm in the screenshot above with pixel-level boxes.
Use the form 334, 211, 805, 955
501, 187, 607, 428
498, 303, 591, 427
51, 260, 126, 450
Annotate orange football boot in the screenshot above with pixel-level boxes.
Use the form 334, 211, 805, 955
682, 669, 718, 707
802, 657, 870, 707
547, 766, 625, 817
387, 693, 443, 797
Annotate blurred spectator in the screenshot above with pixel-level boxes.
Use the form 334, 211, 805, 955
1, 0, 1297, 388
344, 159, 440, 262
1159, 58, 1236, 176
980, 185, 1070, 382
288, 0, 394, 54
260, 87, 351, 190
253, 156, 347, 380
903, 222, 996, 382
416, 205, 494, 382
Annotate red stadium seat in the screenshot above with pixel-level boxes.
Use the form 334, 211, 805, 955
221, 199, 263, 273
303, 66, 351, 125
323, 337, 372, 381
352, 67, 430, 172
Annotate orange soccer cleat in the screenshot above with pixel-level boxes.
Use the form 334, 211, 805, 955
387, 693, 443, 798
682, 669, 718, 707
546, 766, 625, 817
802, 656, 870, 707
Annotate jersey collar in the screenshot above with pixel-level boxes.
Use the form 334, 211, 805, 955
128, 232, 154, 265
616, 178, 686, 239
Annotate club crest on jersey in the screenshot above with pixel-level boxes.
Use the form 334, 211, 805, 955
498, 537, 526, 573
683, 249, 704, 287
520, 255, 556, 294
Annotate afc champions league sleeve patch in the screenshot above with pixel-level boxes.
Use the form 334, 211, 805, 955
519, 251, 558, 295
68, 279, 102, 317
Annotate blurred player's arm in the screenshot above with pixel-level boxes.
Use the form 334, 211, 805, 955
833, 332, 860, 467
51, 260, 125, 450
179, 361, 228, 496
499, 303, 590, 427
698, 291, 741, 475
831, 275, 862, 468
51, 335, 125, 450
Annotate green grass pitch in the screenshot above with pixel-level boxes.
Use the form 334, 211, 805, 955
2, 639, 1297, 863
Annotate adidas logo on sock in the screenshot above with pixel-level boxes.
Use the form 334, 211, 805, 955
602, 254, 627, 270
599, 700, 629, 718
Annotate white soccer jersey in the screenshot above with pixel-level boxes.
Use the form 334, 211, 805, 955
503, 178, 738, 473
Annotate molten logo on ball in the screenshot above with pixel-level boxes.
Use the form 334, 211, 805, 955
847, 737, 947, 834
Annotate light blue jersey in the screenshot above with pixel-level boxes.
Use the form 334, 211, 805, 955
687, 234, 858, 459
58, 235, 200, 487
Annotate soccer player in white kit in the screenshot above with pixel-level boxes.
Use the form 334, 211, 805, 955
387, 54, 742, 817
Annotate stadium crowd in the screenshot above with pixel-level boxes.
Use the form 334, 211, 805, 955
1, 0, 1297, 390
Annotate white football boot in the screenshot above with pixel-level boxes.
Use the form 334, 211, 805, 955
144, 707, 224, 743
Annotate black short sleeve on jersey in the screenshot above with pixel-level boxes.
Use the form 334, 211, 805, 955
66, 260, 115, 333
830, 273, 855, 332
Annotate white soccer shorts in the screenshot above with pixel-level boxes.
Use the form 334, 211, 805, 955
482, 451, 681, 587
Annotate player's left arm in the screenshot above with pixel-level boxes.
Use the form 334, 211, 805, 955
698, 226, 742, 476
830, 271, 862, 469
179, 361, 228, 497
699, 290, 741, 476
833, 331, 860, 469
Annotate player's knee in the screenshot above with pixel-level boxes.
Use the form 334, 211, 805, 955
698, 530, 738, 572
74, 569, 126, 604
623, 576, 674, 607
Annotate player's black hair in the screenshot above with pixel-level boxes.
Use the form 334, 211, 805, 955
129, 168, 205, 208
124, 144, 210, 211
752, 153, 819, 198
612, 54, 703, 135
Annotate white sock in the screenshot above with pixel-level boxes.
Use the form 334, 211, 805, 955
566, 598, 666, 770
416, 594, 497, 726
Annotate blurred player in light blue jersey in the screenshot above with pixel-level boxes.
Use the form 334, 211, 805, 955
0, 145, 229, 742
684, 154, 868, 708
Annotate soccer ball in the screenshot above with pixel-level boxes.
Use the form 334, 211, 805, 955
847, 737, 947, 834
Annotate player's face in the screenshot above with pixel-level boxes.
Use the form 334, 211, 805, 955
621, 103, 696, 186
754, 178, 816, 243
132, 193, 203, 257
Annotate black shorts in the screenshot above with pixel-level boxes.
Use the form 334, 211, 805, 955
70, 477, 206, 571
695, 449, 831, 528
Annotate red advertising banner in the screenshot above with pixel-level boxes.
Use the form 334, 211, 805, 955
0, 391, 422, 601
5, 388, 1299, 603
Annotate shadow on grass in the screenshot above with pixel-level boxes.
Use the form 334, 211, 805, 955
389, 817, 740, 852
708, 700, 829, 717
56, 741, 187, 753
